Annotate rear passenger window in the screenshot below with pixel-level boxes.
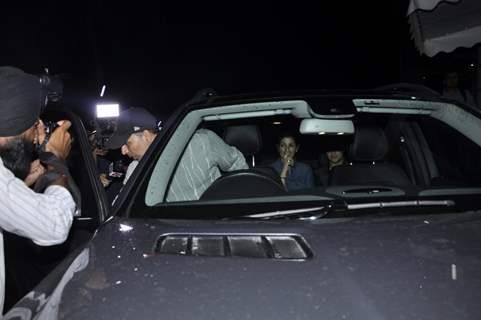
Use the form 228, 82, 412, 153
419, 118, 481, 186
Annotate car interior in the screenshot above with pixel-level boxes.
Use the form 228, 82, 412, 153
138, 98, 481, 214
199, 115, 414, 197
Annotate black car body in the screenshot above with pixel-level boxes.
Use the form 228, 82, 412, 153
5, 86, 481, 319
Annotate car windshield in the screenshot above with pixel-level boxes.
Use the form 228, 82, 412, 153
128, 95, 481, 219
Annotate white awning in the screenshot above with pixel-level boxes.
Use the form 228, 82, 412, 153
407, 0, 460, 15
408, 0, 481, 56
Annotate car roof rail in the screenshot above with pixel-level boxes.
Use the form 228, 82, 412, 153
183, 88, 218, 107
373, 83, 441, 99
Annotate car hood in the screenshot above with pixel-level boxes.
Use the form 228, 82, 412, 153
8, 212, 481, 320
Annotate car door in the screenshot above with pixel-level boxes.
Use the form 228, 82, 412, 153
3, 108, 111, 312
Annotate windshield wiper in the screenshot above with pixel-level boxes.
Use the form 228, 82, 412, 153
244, 199, 455, 220
247, 206, 328, 220
245, 200, 347, 220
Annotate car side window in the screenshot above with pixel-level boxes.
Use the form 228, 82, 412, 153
419, 118, 481, 186
42, 110, 108, 224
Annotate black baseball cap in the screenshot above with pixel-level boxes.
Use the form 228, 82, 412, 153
105, 107, 158, 149
0, 66, 43, 136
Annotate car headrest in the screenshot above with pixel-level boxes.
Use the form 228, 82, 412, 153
223, 125, 262, 156
349, 126, 388, 162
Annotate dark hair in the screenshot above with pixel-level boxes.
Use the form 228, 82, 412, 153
0, 137, 36, 180
278, 132, 298, 145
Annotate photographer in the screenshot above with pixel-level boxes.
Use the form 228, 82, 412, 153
88, 132, 123, 203
0, 67, 75, 313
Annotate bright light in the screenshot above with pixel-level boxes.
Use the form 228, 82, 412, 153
96, 103, 120, 118
337, 132, 344, 135
318, 132, 326, 135
100, 85, 106, 97
119, 224, 133, 232
273, 121, 282, 125
470, 63, 475, 68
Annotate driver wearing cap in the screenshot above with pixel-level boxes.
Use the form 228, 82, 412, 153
0, 66, 75, 313
106, 107, 248, 202
105, 107, 161, 185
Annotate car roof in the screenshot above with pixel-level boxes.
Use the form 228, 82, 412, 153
184, 85, 447, 112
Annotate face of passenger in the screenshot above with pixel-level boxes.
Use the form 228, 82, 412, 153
327, 151, 344, 165
121, 131, 155, 160
445, 72, 459, 89
278, 136, 299, 159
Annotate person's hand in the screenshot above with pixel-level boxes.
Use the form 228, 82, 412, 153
44, 120, 72, 160
24, 160, 46, 187
35, 120, 47, 146
281, 153, 295, 168
99, 173, 111, 188
94, 148, 108, 157
279, 154, 293, 181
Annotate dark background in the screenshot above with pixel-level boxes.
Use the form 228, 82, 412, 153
1, 1, 478, 120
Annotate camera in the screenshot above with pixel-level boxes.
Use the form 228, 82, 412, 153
108, 160, 127, 178
38, 69, 63, 136
43, 120, 59, 135
89, 103, 120, 149
39, 68, 63, 112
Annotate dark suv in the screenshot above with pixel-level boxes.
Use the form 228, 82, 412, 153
5, 86, 481, 319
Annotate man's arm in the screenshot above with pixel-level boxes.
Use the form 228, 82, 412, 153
204, 129, 248, 171
0, 159, 75, 246
38, 120, 72, 160
23, 159, 46, 187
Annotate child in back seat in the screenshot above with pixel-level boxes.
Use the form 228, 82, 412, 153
317, 150, 347, 186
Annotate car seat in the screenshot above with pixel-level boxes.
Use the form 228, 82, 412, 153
329, 125, 411, 186
223, 125, 262, 168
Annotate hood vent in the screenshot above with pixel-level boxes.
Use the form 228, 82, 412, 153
154, 234, 312, 260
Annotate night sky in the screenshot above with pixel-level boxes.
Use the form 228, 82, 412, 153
1, 1, 429, 119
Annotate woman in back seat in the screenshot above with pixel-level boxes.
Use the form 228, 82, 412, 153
270, 132, 314, 191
